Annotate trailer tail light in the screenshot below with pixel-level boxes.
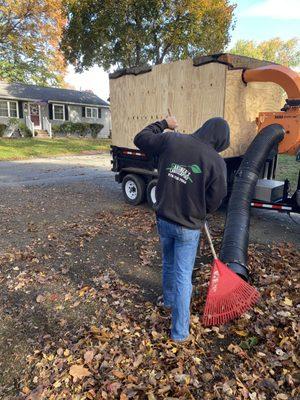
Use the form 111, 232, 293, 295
122, 150, 146, 157
251, 202, 292, 211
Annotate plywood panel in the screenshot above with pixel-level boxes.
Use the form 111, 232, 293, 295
110, 58, 283, 156
110, 59, 226, 149
223, 70, 284, 157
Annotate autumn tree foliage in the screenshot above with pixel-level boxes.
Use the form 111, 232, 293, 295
230, 38, 300, 68
62, 0, 236, 71
0, 0, 67, 86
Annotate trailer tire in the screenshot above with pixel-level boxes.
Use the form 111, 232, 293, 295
122, 174, 145, 205
147, 179, 158, 210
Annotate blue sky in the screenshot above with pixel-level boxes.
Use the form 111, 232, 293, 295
65, 0, 300, 100
230, 0, 300, 44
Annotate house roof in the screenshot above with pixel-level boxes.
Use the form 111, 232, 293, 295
0, 82, 109, 107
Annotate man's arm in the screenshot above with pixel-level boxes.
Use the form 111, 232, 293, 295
134, 116, 178, 155
206, 163, 227, 214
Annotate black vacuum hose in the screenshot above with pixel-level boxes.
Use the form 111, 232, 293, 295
220, 124, 285, 281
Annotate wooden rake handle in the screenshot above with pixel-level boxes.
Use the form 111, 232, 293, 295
204, 222, 218, 260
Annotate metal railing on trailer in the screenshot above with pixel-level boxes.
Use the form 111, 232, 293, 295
251, 170, 300, 215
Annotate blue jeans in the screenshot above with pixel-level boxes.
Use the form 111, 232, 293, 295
156, 217, 201, 340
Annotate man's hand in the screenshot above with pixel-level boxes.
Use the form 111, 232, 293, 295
165, 115, 178, 131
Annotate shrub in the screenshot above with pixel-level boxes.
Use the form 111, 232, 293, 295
52, 124, 63, 136
90, 123, 104, 138
0, 124, 7, 137
52, 122, 103, 138
53, 122, 89, 137
18, 122, 32, 138
5, 118, 32, 138
52, 123, 65, 136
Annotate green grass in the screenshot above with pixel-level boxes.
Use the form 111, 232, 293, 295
0, 138, 111, 161
276, 154, 299, 191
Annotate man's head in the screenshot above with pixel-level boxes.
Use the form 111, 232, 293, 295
192, 117, 230, 153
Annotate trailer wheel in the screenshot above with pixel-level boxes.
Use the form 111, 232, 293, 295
122, 174, 145, 205
147, 179, 158, 210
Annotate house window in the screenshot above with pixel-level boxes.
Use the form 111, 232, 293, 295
0, 100, 18, 117
9, 101, 18, 117
53, 104, 65, 120
86, 107, 98, 119
0, 101, 8, 117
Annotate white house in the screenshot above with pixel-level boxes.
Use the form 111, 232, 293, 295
0, 82, 111, 138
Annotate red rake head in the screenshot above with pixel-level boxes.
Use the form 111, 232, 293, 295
202, 259, 260, 326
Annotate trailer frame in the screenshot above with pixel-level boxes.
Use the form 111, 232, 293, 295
111, 145, 300, 214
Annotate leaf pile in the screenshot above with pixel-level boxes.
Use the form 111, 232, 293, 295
18, 219, 299, 400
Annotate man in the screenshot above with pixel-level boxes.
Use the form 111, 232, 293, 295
134, 116, 230, 342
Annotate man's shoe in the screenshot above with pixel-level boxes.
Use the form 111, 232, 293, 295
156, 295, 172, 311
170, 334, 193, 344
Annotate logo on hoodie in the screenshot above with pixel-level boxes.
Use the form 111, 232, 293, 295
166, 163, 202, 184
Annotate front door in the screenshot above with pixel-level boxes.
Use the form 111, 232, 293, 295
29, 103, 40, 127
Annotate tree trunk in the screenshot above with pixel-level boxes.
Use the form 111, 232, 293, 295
156, 43, 171, 64
136, 44, 141, 66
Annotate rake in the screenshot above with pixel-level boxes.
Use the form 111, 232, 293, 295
202, 222, 260, 326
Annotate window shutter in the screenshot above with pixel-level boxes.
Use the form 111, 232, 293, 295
18, 101, 23, 118
82, 106, 86, 118
65, 104, 69, 121
49, 104, 53, 120
98, 108, 101, 118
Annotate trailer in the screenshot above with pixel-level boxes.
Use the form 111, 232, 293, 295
109, 53, 300, 214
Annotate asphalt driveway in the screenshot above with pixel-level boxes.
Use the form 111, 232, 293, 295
0, 153, 113, 187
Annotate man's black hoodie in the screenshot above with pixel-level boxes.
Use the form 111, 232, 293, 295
134, 117, 230, 229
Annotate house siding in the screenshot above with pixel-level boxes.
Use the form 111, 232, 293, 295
67, 105, 110, 138
69, 105, 81, 123
99, 108, 111, 138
